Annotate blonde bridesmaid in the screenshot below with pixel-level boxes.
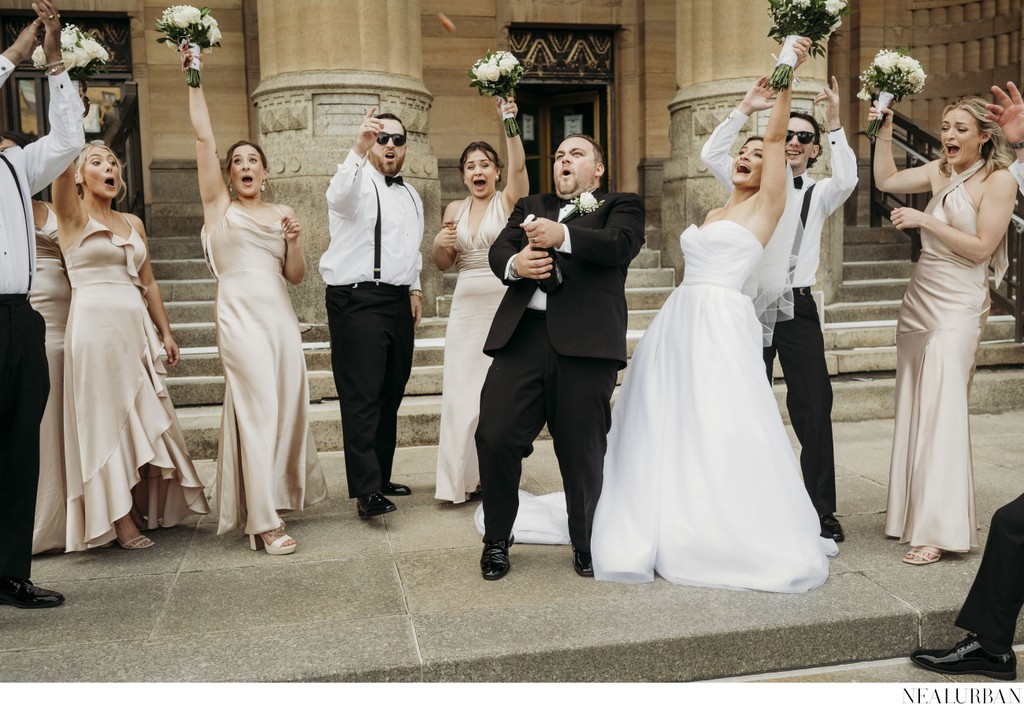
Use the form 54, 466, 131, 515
54, 144, 210, 551
871, 98, 1017, 565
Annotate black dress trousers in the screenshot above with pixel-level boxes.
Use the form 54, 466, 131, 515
956, 492, 1024, 650
326, 283, 414, 498
0, 295, 50, 579
763, 290, 837, 516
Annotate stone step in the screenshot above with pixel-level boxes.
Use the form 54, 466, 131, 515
825, 300, 902, 323
824, 316, 1016, 349
842, 260, 915, 281
839, 278, 909, 303
841, 225, 908, 244
631, 248, 662, 268
439, 266, 676, 295
172, 322, 330, 349
435, 286, 673, 317
161, 279, 217, 302
167, 335, 1024, 406
147, 236, 205, 260
166, 300, 216, 323
174, 368, 1024, 458
152, 259, 212, 281
843, 242, 911, 262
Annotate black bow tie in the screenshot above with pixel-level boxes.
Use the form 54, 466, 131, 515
385, 175, 404, 187
558, 197, 573, 208
793, 176, 804, 189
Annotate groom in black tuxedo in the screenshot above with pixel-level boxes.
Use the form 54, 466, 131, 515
475, 134, 645, 580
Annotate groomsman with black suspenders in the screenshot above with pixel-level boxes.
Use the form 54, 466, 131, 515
0, 2, 84, 609
701, 76, 858, 542
322, 108, 423, 519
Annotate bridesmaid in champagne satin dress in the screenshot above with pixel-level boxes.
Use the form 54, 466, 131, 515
432, 99, 529, 503
870, 98, 1018, 565
186, 57, 326, 555
54, 145, 210, 551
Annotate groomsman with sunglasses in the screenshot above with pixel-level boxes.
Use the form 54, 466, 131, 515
322, 107, 423, 518
701, 76, 858, 542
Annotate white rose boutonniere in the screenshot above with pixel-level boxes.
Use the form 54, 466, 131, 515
569, 191, 604, 217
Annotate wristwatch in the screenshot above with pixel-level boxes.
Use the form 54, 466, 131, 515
1010, 139, 1024, 150
509, 260, 521, 279
409, 289, 423, 299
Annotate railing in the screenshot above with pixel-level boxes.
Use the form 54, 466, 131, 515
101, 81, 145, 224
869, 111, 1024, 342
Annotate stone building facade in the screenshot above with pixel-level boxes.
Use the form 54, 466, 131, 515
0, 0, 1019, 320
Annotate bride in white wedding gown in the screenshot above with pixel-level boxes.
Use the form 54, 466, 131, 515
476, 48, 837, 593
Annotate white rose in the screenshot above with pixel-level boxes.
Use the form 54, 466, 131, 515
874, 52, 899, 72
578, 192, 598, 210
208, 26, 222, 45
172, 6, 201, 27
825, 0, 846, 15
477, 60, 500, 83
31, 45, 45, 68
896, 55, 917, 72
857, 87, 872, 101
497, 52, 518, 74
70, 44, 91, 69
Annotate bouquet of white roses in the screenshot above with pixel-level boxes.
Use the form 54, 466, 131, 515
468, 50, 527, 137
32, 24, 109, 82
155, 5, 222, 88
766, 0, 851, 90
858, 48, 927, 138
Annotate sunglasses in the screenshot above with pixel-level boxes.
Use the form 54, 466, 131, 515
375, 132, 407, 147
786, 130, 816, 145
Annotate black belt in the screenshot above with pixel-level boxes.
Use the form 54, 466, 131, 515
0, 293, 30, 306
793, 287, 812, 297
330, 282, 409, 293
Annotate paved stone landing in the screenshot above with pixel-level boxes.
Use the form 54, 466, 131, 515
2, 414, 1022, 682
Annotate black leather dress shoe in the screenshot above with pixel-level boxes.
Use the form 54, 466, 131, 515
381, 481, 412, 496
481, 538, 513, 581
0, 577, 65, 609
820, 513, 845, 542
572, 549, 594, 577
356, 492, 396, 518
911, 634, 1016, 680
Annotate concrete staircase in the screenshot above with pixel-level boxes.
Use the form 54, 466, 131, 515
151, 225, 1024, 459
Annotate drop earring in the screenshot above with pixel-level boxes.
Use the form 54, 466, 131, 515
261, 181, 266, 192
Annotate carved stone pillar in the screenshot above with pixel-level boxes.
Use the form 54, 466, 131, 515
253, 0, 439, 323
663, 1, 841, 302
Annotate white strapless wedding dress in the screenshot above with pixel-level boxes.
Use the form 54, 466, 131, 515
477, 221, 838, 593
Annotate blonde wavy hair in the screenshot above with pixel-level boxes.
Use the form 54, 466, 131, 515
74, 143, 127, 200
938, 98, 1014, 178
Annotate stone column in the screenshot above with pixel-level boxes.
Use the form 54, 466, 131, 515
253, 0, 439, 323
663, 1, 841, 302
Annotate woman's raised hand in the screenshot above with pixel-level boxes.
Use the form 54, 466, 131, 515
497, 96, 519, 120
281, 214, 302, 243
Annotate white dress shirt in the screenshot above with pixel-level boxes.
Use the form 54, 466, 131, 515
505, 202, 575, 310
700, 109, 859, 288
320, 149, 423, 290
0, 56, 85, 294
1010, 160, 1024, 195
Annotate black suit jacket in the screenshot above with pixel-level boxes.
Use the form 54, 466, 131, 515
483, 190, 645, 368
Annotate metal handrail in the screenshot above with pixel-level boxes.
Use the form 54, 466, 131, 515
869, 111, 1024, 342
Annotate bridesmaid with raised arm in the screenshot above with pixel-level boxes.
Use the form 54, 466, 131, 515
871, 98, 1017, 565
433, 98, 528, 503
54, 144, 209, 551
1, 131, 68, 554
183, 45, 326, 555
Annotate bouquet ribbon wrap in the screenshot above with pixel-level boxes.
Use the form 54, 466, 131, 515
179, 38, 203, 87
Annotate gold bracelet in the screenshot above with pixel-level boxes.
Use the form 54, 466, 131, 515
409, 289, 423, 299
46, 62, 65, 76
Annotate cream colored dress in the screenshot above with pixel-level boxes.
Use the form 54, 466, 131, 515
63, 216, 209, 550
202, 204, 326, 536
434, 193, 509, 503
885, 160, 1006, 552
30, 205, 69, 554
